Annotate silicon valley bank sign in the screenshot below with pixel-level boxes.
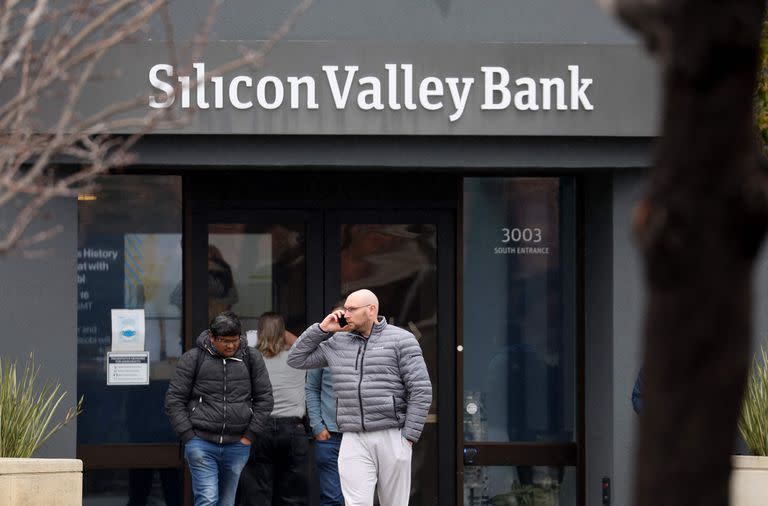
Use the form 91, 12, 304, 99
75, 41, 657, 135
148, 63, 595, 122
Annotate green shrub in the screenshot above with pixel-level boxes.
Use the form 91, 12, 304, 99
739, 345, 768, 456
0, 354, 83, 458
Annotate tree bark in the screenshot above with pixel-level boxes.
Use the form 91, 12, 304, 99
612, 0, 768, 504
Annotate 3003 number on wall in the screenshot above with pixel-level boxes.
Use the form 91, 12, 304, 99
501, 228, 542, 243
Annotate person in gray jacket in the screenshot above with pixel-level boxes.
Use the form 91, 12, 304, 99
287, 289, 432, 506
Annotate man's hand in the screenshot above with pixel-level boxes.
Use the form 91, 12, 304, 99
240, 437, 252, 445
319, 311, 349, 333
314, 429, 331, 441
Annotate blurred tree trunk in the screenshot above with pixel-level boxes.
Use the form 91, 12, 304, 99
608, 0, 768, 504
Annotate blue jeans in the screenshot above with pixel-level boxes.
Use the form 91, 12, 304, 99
184, 437, 251, 506
314, 432, 344, 506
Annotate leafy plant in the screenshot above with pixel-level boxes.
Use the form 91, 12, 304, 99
738, 344, 768, 456
0, 354, 83, 458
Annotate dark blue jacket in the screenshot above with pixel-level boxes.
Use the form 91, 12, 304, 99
632, 368, 644, 414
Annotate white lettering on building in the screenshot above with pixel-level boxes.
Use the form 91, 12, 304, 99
148, 62, 596, 120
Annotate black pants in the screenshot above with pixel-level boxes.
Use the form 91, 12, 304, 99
236, 417, 309, 506
126, 468, 182, 506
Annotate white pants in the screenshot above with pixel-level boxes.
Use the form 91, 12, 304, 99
338, 428, 412, 506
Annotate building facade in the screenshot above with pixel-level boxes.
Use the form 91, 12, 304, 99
7, 1, 768, 505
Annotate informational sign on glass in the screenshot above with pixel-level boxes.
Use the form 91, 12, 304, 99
107, 352, 150, 385
110, 309, 146, 352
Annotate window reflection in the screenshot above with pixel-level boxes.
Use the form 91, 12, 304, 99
77, 176, 182, 445
77, 176, 183, 505
463, 178, 576, 444
205, 244, 240, 322
208, 223, 306, 336
464, 466, 577, 506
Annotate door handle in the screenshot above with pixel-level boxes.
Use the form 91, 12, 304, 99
463, 446, 479, 465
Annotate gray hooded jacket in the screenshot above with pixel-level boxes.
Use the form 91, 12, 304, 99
287, 317, 432, 443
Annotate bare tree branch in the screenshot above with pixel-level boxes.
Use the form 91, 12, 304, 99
0, 0, 313, 255
0, 0, 47, 83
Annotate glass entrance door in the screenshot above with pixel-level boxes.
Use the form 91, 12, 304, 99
195, 208, 455, 506
325, 211, 456, 505
190, 210, 324, 338
460, 178, 580, 506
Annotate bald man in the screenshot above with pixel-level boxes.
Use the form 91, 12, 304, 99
287, 289, 432, 506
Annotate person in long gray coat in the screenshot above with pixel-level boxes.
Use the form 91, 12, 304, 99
287, 289, 432, 506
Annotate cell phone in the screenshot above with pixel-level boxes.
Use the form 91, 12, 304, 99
337, 315, 348, 327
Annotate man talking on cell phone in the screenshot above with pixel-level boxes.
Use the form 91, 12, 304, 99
287, 289, 432, 506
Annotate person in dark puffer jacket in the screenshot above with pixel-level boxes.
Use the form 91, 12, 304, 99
287, 289, 432, 506
165, 311, 273, 506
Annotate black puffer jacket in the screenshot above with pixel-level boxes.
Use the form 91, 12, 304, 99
165, 331, 273, 444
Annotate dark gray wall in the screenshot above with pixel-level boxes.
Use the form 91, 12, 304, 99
584, 173, 615, 505
131, 136, 655, 168
610, 171, 645, 505
0, 196, 78, 458
147, 0, 638, 44
603, 171, 768, 505
754, 242, 768, 352
582, 170, 645, 506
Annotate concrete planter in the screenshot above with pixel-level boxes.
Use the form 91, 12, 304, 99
0, 458, 82, 506
731, 455, 768, 506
